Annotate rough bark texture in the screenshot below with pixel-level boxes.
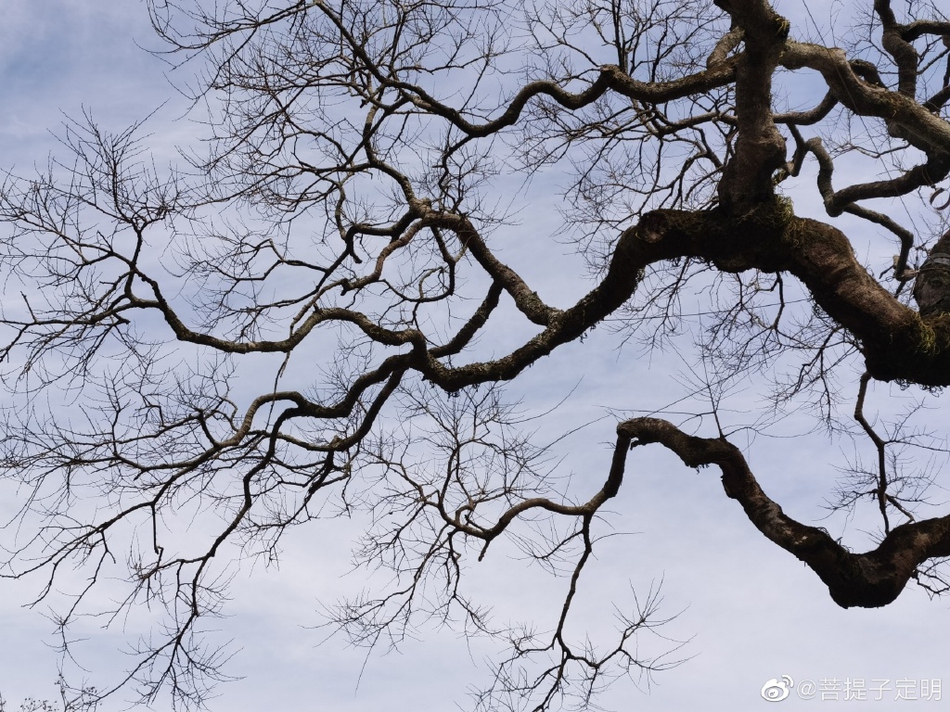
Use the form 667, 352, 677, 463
608, 206, 950, 385
619, 418, 950, 608
914, 230, 950, 317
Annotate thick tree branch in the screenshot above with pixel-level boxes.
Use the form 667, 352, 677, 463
612, 207, 950, 385
782, 41, 950, 155
620, 416, 950, 608
713, 0, 790, 212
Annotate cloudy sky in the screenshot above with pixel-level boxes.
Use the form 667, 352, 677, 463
1, 1, 949, 711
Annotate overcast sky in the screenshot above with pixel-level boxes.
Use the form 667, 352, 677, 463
1, 2, 949, 711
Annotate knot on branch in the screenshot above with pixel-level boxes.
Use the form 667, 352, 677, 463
914, 252, 950, 316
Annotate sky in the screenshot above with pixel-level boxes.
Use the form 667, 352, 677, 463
1, 1, 950, 711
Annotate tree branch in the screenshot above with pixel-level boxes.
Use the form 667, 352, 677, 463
620, 416, 950, 608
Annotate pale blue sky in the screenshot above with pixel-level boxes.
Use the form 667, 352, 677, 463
1, 2, 949, 711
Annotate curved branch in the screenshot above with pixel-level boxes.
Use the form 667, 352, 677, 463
607, 206, 950, 385
619, 416, 950, 608
875, 0, 920, 98
713, 0, 790, 211
312, 0, 740, 140
783, 41, 950, 155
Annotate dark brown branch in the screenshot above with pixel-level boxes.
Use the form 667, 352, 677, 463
874, 0, 920, 98
411, 203, 950, 391
619, 416, 950, 608
613, 208, 949, 385
782, 41, 950, 155
854, 372, 890, 532
713, 0, 790, 212
902, 19, 950, 42
314, 1, 740, 141
774, 92, 837, 126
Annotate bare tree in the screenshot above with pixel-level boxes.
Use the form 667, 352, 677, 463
3, 0, 950, 709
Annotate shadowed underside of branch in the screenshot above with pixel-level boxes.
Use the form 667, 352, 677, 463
618, 417, 950, 608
